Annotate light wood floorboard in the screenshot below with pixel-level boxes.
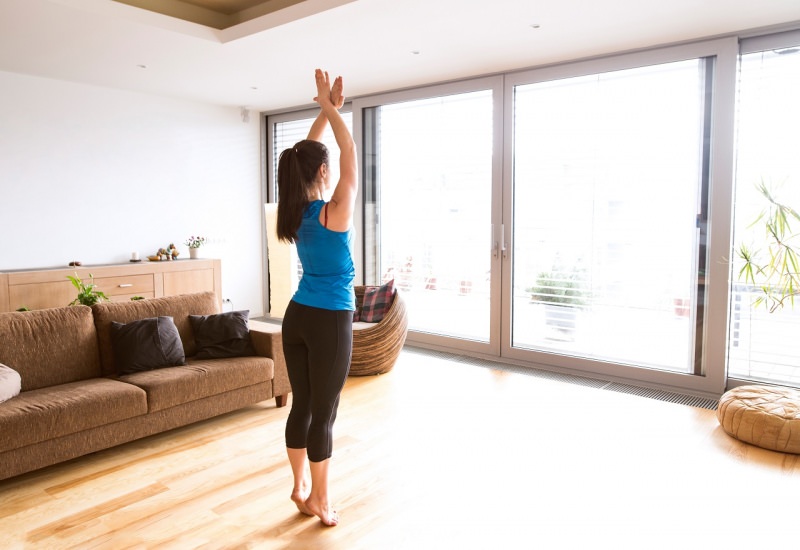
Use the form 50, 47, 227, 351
1, 347, 799, 549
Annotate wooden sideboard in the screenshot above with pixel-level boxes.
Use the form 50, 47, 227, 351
0, 259, 222, 312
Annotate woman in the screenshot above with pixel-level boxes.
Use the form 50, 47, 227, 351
276, 69, 357, 527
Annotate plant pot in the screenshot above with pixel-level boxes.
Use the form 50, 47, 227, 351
543, 303, 578, 341
544, 303, 577, 329
189, 248, 199, 259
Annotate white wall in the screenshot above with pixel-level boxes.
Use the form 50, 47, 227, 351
0, 71, 265, 315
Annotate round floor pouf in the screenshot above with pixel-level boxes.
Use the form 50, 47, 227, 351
717, 384, 800, 454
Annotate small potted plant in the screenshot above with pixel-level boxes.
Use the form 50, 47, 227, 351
67, 273, 110, 306
185, 235, 206, 259
527, 265, 588, 338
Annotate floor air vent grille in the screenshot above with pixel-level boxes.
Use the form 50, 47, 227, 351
602, 382, 718, 410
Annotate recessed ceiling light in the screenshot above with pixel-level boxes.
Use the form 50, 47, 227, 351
530, 23, 541, 29
411, 50, 420, 55
251, 86, 258, 90
137, 64, 147, 69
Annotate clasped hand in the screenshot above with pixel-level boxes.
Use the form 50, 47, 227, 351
314, 69, 344, 110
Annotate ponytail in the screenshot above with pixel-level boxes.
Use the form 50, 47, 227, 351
276, 140, 330, 243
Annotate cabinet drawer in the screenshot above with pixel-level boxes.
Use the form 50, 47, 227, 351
163, 269, 214, 296
9, 281, 74, 310
93, 275, 154, 297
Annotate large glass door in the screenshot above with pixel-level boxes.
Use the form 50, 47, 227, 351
728, 33, 800, 387
507, 59, 709, 372
500, 40, 737, 395
360, 78, 502, 352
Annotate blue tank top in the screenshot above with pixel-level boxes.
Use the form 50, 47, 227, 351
292, 200, 355, 311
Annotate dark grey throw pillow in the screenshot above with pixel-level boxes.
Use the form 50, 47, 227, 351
110, 316, 186, 375
189, 310, 256, 359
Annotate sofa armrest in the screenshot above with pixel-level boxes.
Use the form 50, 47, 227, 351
249, 323, 290, 407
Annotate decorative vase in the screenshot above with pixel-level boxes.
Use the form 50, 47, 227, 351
189, 248, 199, 259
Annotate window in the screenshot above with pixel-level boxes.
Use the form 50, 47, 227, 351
510, 59, 712, 373
266, 34, 781, 395
269, 111, 353, 201
362, 90, 495, 341
729, 33, 800, 386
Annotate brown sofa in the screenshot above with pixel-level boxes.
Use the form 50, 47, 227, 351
0, 291, 290, 481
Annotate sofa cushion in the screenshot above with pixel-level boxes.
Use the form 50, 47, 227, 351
0, 363, 21, 403
0, 378, 148, 453
0, 306, 102, 391
119, 356, 273, 412
111, 316, 187, 375
93, 291, 219, 376
360, 279, 395, 323
189, 310, 256, 359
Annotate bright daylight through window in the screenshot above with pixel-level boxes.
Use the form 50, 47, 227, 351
364, 91, 494, 342
511, 59, 710, 373
729, 42, 800, 386
266, 30, 800, 393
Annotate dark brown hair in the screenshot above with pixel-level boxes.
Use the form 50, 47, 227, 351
276, 139, 329, 243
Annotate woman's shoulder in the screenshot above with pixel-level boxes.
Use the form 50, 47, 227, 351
303, 199, 325, 218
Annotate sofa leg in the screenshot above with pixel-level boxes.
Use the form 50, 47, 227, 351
275, 394, 288, 408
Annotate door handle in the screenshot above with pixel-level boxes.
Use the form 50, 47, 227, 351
492, 224, 499, 258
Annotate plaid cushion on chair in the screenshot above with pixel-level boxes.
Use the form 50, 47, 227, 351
360, 279, 396, 323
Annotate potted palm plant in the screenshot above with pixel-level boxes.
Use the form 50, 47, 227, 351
737, 180, 800, 312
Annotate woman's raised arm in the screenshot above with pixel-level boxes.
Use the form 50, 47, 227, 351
314, 69, 357, 232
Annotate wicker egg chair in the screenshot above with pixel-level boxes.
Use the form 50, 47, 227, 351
350, 286, 409, 376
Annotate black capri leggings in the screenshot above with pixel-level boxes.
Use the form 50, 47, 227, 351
282, 300, 352, 463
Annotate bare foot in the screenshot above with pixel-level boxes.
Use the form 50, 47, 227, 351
305, 497, 339, 526
291, 490, 313, 516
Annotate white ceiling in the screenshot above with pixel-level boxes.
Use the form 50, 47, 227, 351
1, 0, 799, 112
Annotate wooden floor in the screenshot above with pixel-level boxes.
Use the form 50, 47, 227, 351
1, 347, 799, 550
